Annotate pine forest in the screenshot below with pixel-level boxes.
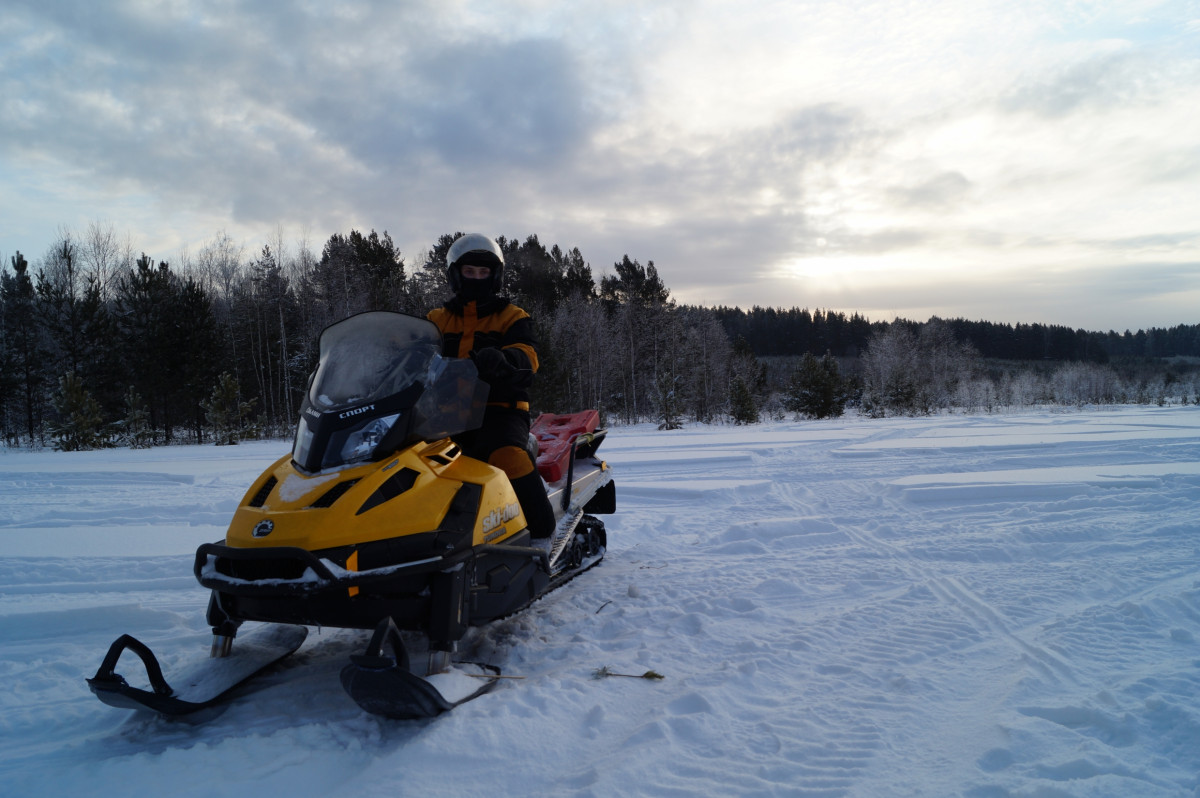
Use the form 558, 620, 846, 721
2, 224, 1198, 450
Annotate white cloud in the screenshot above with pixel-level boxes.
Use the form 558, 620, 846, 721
1, 0, 1198, 331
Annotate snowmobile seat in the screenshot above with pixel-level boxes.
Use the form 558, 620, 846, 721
531, 410, 600, 483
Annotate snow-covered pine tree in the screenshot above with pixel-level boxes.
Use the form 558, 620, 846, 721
727, 335, 764, 424
202, 372, 257, 445
729, 375, 759, 424
654, 371, 684, 430
785, 351, 846, 419
48, 372, 109, 451
120, 387, 154, 449
2, 251, 48, 444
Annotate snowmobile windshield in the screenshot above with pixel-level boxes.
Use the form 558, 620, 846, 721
291, 311, 488, 473
308, 311, 442, 411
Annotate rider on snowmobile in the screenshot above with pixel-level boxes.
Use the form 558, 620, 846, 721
427, 233, 556, 539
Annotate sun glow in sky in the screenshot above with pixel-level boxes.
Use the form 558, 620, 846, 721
1, 0, 1198, 331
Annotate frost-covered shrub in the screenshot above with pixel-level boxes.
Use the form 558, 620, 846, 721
860, 321, 978, 416
954, 377, 999, 413
1000, 371, 1044, 409
1049, 363, 1121, 406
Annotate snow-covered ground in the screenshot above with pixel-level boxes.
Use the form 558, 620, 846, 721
2, 406, 1199, 797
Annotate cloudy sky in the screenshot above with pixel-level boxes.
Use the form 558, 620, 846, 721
2, 0, 1198, 332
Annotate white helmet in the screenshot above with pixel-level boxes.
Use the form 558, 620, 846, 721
446, 233, 505, 293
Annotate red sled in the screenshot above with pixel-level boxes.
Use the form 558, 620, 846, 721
532, 410, 600, 483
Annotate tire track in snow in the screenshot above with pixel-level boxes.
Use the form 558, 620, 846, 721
522, 428, 902, 797
926, 576, 1076, 684
674, 440, 937, 796
837, 488, 1078, 687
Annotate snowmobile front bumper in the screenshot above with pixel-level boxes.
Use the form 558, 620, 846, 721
195, 538, 552, 638
195, 540, 490, 596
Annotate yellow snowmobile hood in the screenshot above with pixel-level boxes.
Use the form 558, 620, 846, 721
225, 437, 526, 552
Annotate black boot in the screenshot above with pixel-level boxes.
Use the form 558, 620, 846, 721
510, 470, 556, 539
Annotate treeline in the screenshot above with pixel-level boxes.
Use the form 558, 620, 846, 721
0, 225, 759, 448
714, 306, 1200, 362
2, 223, 1196, 450
849, 320, 1200, 418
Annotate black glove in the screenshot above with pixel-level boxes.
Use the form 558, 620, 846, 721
471, 347, 517, 384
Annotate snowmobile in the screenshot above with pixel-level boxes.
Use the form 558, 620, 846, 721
88, 310, 615, 720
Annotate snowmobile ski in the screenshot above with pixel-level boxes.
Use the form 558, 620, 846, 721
340, 617, 500, 720
87, 623, 307, 717
341, 513, 605, 720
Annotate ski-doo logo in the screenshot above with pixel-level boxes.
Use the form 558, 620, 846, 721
252, 519, 275, 538
304, 407, 321, 419
338, 404, 375, 420
481, 502, 521, 534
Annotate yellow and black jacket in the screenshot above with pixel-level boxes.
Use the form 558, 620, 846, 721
427, 296, 539, 412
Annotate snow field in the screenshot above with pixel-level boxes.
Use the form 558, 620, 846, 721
1, 406, 1198, 796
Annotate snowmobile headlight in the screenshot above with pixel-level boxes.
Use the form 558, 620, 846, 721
293, 416, 316, 466
335, 413, 402, 467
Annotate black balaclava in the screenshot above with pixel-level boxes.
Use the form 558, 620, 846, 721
457, 268, 494, 302
453, 249, 500, 303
